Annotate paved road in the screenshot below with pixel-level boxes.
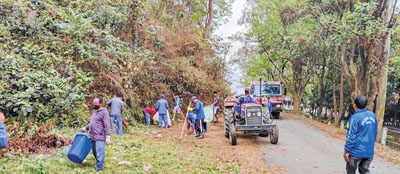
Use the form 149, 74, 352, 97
257, 114, 400, 174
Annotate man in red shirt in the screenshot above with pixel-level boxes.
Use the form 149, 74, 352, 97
143, 108, 157, 125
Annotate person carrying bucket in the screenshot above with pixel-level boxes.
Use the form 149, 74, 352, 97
80, 96, 111, 172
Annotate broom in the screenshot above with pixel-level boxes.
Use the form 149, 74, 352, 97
179, 100, 192, 140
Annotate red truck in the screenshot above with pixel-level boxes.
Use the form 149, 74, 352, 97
248, 81, 285, 119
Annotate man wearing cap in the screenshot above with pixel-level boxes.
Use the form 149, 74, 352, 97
187, 96, 205, 139
156, 95, 169, 128
234, 88, 254, 118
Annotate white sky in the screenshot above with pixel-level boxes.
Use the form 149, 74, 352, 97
215, 0, 247, 95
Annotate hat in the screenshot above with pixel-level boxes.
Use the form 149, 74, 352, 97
191, 96, 197, 101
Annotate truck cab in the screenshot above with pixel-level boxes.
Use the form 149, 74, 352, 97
249, 81, 284, 119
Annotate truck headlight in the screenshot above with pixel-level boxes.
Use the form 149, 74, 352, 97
276, 104, 281, 108
247, 113, 251, 117
257, 112, 261, 116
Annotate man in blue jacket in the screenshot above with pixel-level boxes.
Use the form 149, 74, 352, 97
156, 94, 169, 128
188, 96, 205, 139
0, 111, 8, 148
344, 95, 377, 174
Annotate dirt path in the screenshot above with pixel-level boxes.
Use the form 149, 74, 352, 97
165, 120, 269, 173
259, 114, 400, 174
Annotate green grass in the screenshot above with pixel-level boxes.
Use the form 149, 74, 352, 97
0, 125, 229, 173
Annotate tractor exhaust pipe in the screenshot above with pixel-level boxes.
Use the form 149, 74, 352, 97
260, 78, 262, 104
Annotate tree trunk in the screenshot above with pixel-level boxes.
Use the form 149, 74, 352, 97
292, 92, 302, 114
203, 0, 213, 39
332, 80, 338, 125
335, 72, 345, 126
324, 109, 333, 124
376, 0, 394, 143
335, 42, 348, 126
317, 57, 327, 121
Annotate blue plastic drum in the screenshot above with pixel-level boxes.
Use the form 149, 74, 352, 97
67, 133, 91, 163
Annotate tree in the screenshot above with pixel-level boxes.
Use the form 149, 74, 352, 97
203, 0, 214, 39
243, 0, 326, 114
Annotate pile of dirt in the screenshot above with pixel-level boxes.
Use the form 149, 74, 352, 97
0, 122, 72, 157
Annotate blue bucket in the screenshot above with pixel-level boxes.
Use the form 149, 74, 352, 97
67, 133, 91, 163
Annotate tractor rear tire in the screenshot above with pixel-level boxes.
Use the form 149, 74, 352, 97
270, 126, 279, 144
229, 123, 237, 145
224, 107, 234, 138
262, 106, 269, 124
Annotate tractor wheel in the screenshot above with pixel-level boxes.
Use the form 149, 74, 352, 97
229, 123, 237, 145
270, 126, 279, 144
224, 107, 234, 138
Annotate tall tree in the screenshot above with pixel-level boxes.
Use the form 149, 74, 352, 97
203, 0, 213, 39
243, 0, 325, 114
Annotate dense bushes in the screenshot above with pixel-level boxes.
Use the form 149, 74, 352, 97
0, 0, 144, 125
0, 0, 230, 126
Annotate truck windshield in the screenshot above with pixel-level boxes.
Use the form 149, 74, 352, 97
252, 85, 281, 96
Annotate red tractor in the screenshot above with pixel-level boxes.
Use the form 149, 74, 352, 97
248, 81, 285, 119
223, 89, 279, 145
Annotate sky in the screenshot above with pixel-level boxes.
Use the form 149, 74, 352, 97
214, 0, 247, 95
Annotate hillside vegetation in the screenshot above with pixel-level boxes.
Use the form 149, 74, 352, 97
0, 0, 230, 128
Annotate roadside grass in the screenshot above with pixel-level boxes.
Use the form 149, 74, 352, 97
0, 125, 242, 173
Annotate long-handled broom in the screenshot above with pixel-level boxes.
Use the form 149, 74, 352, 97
179, 100, 192, 140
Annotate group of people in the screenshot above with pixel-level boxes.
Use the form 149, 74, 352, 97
233, 88, 273, 119
141, 94, 173, 128
0, 91, 380, 173
140, 91, 223, 140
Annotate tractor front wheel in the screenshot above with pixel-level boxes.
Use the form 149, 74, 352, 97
224, 107, 234, 138
229, 123, 237, 145
270, 126, 279, 144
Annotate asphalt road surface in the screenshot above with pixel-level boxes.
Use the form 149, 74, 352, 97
257, 114, 400, 174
